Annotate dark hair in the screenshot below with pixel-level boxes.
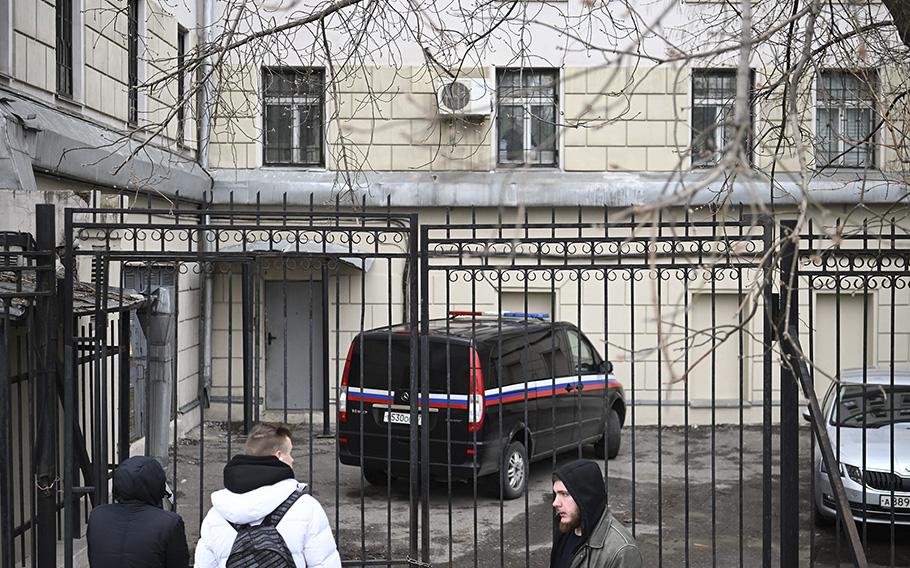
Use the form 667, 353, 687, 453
244, 422, 293, 456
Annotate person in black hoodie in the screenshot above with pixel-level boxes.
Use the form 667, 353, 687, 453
87, 455, 189, 568
550, 459, 641, 568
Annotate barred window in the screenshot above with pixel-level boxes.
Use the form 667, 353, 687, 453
56, 0, 73, 97
691, 69, 751, 167
816, 70, 877, 169
497, 69, 558, 167
176, 26, 188, 146
263, 68, 324, 167
127, 0, 139, 125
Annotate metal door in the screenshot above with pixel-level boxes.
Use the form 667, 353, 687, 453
265, 280, 323, 410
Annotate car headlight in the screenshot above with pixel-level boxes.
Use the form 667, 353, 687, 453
843, 464, 864, 485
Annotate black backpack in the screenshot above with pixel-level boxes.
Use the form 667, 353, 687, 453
226, 486, 308, 567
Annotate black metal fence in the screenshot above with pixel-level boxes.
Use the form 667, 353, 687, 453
3, 199, 909, 567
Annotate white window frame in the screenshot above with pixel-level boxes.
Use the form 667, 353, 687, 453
262, 67, 325, 167
815, 69, 878, 170
690, 68, 752, 168
496, 68, 560, 168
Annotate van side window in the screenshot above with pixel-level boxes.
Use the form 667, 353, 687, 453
567, 329, 598, 374
538, 330, 572, 378
493, 336, 530, 386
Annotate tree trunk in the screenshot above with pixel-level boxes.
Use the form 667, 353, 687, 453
883, 0, 910, 49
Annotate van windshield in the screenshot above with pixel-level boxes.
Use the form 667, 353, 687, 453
346, 336, 472, 392
830, 384, 910, 428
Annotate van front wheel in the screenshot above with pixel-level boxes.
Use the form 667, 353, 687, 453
498, 440, 528, 500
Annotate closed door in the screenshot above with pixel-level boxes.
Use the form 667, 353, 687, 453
265, 281, 324, 410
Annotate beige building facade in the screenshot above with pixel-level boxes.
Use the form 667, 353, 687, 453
0, 0, 907, 455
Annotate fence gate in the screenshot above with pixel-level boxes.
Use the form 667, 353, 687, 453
4, 201, 903, 567
417, 207, 874, 568
58, 198, 421, 567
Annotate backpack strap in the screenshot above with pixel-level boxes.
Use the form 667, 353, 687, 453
262, 485, 309, 527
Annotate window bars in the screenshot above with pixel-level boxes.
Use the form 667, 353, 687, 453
262, 68, 325, 167
496, 69, 559, 167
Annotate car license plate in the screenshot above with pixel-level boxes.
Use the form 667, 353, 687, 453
880, 495, 910, 509
383, 411, 421, 426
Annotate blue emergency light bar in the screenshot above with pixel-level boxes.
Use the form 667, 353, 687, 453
447, 310, 550, 320
488, 312, 550, 319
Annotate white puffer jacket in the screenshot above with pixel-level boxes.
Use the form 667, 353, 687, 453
194, 478, 341, 568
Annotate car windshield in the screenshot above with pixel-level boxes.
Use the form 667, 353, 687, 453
830, 384, 910, 428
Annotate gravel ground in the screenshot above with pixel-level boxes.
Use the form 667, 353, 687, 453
167, 421, 910, 567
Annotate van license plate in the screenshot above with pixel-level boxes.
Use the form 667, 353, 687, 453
880, 495, 910, 509
383, 411, 421, 426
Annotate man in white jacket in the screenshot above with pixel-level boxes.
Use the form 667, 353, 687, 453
194, 423, 341, 568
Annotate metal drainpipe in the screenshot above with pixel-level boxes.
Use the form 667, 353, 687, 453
199, 0, 214, 403
141, 288, 176, 466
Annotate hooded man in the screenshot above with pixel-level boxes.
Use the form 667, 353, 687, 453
550, 459, 641, 568
194, 422, 341, 568
87, 455, 189, 568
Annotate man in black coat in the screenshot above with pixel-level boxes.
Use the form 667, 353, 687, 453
550, 459, 641, 568
87, 455, 189, 568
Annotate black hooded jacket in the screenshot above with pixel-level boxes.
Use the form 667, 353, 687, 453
87, 456, 189, 568
551, 459, 607, 566
550, 459, 641, 568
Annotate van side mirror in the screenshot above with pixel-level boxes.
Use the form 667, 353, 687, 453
601, 360, 613, 375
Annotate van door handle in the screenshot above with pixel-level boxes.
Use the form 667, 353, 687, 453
564, 384, 574, 392
576, 382, 585, 391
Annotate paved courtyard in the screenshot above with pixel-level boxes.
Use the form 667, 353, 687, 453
168, 421, 910, 567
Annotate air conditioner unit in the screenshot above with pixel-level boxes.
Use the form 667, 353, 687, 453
436, 78, 492, 116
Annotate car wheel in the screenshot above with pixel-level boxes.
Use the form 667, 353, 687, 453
498, 440, 528, 500
595, 408, 622, 460
362, 466, 392, 486
813, 494, 834, 527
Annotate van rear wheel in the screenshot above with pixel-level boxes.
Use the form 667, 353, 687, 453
362, 466, 392, 486
497, 440, 528, 500
595, 408, 622, 459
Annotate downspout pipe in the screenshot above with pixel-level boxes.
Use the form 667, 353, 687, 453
140, 288, 175, 466
198, 0, 214, 405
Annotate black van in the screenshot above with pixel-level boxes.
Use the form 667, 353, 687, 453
337, 313, 626, 499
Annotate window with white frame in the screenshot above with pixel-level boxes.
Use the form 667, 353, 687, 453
816, 70, 878, 169
496, 69, 558, 167
263, 68, 324, 166
691, 69, 751, 167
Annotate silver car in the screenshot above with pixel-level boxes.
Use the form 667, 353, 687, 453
812, 369, 910, 525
